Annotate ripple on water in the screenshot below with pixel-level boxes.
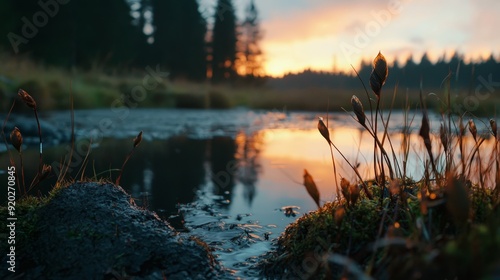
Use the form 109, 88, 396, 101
179, 189, 277, 278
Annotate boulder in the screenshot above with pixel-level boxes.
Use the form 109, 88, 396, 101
1, 182, 226, 279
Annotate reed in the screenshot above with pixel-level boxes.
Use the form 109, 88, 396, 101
317, 116, 374, 200
264, 51, 500, 279
491, 119, 500, 199
10, 127, 25, 194
115, 131, 143, 186
303, 169, 321, 208
369, 52, 388, 190
317, 117, 340, 199
18, 89, 43, 178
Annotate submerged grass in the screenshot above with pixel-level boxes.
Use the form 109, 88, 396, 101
260, 52, 500, 279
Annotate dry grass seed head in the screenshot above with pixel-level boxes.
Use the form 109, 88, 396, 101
419, 113, 433, 156
10, 127, 23, 153
369, 52, 388, 98
490, 119, 497, 138
340, 177, 350, 201
317, 117, 331, 145
351, 95, 366, 126
303, 169, 321, 208
133, 131, 143, 148
468, 119, 477, 141
18, 89, 37, 109
40, 164, 52, 181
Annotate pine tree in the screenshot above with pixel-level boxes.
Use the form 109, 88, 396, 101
237, 0, 264, 78
72, 0, 144, 68
152, 0, 207, 81
1, 0, 145, 69
211, 0, 237, 83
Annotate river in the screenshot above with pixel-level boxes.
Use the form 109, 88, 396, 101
1, 108, 497, 277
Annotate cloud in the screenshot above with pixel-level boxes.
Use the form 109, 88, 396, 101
465, 0, 500, 55
260, 1, 387, 43
202, 0, 499, 76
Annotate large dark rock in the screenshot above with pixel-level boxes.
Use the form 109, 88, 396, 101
2, 182, 226, 279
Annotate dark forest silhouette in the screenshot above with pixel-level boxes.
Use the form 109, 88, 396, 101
0, 0, 498, 89
0, 0, 264, 83
269, 52, 500, 91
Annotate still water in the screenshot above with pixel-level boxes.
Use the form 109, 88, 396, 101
1, 108, 496, 277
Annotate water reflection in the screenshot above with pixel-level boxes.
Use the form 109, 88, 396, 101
0, 134, 265, 217
235, 132, 263, 207
210, 136, 238, 208
1, 125, 496, 224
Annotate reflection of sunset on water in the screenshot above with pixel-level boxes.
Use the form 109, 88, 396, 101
255, 127, 498, 213
1, 109, 497, 244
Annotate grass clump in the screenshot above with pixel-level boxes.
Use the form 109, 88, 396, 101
259, 52, 500, 279
260, 180, 499, 279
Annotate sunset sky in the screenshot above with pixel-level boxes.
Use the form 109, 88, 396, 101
200, 0, 500, 77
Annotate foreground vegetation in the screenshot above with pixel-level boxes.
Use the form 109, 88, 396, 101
2, 51, 499, 279
259, 52, 500, 279
260, 182, 499, 279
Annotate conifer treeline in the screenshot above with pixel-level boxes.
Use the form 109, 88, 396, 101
0, 0, 263, 83
269, 52, 500, 90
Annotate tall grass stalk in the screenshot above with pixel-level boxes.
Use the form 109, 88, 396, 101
18, 89, 43, 178
317, 117, 340, 199
469, 119, 486, 190
270, 51, 499, 279
351, 60, 397, 185
349, 95, 394, 179
2, 101, 20, 193
491, 119, 499, 197
116, 131, 142, 186
10, 127, 25, 194
370, 53, 388, 188
58, 90, 75, 182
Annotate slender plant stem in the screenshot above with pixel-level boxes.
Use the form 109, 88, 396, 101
360, 123, 394, 178
330, 142, 373, 200
116, 149, 136, 186
325, 100, 340, 199
495, 139, 499, 197
329, 144, 340, 201
19, 153, 26, 195
2, 101, 20, 193
33, 109, 43, 176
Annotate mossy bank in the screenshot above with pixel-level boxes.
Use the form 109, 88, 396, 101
259, 181, 500, 279
0, 182, 226, 279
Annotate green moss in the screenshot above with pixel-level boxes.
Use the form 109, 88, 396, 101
0, 196, 46, 253
260, 181, 500, 279
0, 185, 65, 253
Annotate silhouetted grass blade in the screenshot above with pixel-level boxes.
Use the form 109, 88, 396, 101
303, 169, 321, 208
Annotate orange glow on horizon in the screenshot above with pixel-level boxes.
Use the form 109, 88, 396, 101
251, 0, 500, 77
262, 49, 499, 78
